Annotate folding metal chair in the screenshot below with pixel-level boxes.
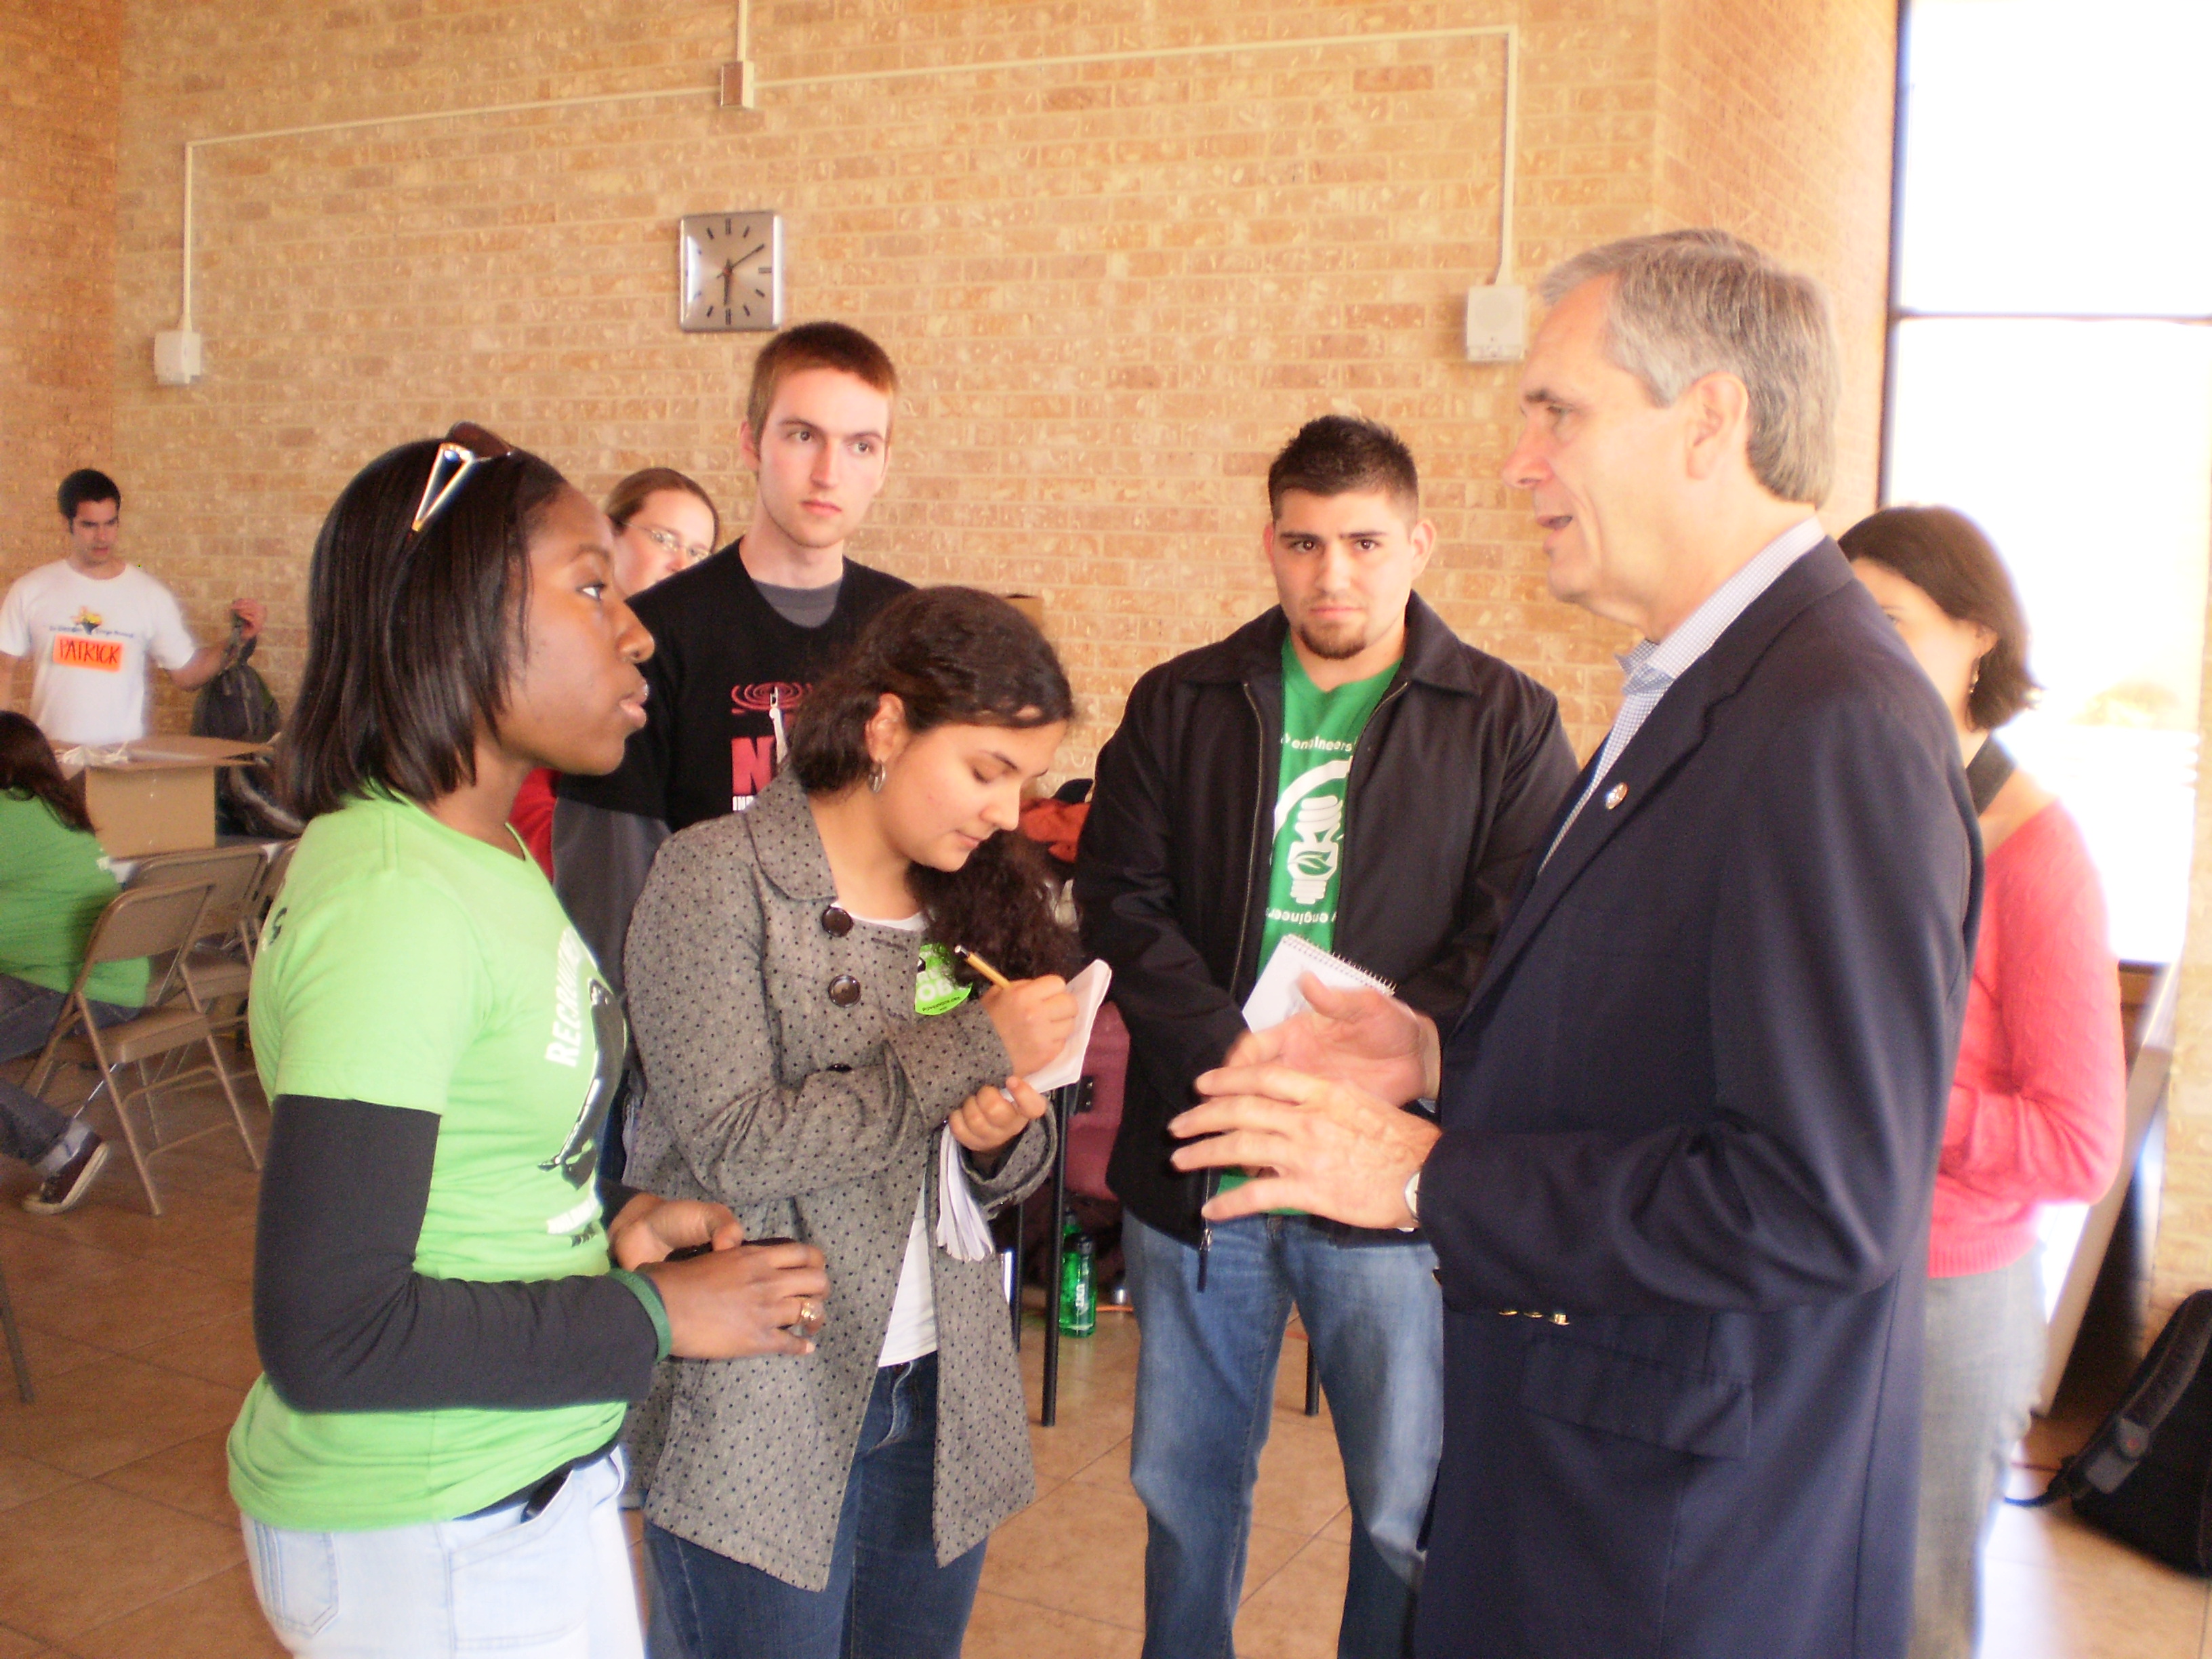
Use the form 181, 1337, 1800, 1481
128, 845, 270, 1067
23, 878, 262, 1216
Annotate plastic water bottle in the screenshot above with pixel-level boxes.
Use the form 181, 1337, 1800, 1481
1059, 1218, 1096, 1337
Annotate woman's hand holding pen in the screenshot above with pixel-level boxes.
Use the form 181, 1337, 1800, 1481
977, 972, 1078, 1076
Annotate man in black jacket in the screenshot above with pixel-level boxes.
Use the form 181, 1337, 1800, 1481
1076, 417, 1577, 1659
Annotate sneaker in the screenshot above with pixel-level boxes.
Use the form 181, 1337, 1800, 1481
23, 1137, 110, 1215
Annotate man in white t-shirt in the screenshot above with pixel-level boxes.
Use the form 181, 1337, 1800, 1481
0, 470, 266, 746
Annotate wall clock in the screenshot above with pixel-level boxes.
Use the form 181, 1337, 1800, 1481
679, 211, 783, 332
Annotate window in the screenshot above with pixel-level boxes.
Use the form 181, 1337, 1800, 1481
1887, 0, 2212, 971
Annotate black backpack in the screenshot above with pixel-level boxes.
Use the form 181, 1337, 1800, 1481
190, 620, 302, 839
2016, 1288, 2212, 1573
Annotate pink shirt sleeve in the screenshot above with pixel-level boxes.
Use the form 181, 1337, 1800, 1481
1940, 804, 2127, 1208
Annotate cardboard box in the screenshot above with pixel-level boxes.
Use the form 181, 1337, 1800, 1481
60, 737, 271, 858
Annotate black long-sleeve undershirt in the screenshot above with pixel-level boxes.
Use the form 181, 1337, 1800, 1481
253, 1094, 663, 1414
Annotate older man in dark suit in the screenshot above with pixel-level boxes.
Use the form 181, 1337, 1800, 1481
1170, 230, 1981, 1658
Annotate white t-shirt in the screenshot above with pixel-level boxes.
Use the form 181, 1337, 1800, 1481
854, 909, 940, 1368
0, 560, 198, 746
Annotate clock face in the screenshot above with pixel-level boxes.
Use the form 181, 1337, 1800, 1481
679, 211, 783, 333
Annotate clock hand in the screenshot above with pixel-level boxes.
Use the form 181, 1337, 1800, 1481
735, 242, 765, 266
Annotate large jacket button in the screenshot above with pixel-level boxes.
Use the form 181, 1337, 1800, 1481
828, 975, 862, 1006
820, 905, 853, 936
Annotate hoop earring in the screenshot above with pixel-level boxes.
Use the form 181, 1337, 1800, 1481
868, 761, 887, 793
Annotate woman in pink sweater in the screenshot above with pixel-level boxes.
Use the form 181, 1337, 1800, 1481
1843, 506, 2126, 1659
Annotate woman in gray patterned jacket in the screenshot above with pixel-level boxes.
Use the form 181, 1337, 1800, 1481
622, 586, 1081, 1659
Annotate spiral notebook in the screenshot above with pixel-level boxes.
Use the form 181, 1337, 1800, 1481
1240, 934, 1395, 1031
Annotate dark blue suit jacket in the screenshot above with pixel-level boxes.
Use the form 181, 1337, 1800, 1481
1418, 543, 1982, 1659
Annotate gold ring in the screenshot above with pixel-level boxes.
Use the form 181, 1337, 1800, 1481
794, 1298, 824, 1334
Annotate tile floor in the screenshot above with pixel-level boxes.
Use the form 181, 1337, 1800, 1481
0, 1073, 2203, 1657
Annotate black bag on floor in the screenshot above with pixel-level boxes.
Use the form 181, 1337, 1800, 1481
2015, 1288, 2212, 1573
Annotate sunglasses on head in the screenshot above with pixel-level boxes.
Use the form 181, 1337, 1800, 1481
411, 422, 516, 533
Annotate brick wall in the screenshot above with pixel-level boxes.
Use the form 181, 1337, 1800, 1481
28, 0, 2212, 1364
0, 0, 122, 598
1656, 0, 1897, 526
40, 0, 1893, 762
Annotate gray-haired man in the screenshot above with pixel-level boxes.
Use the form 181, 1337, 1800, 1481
1174, 230, 1980, 1658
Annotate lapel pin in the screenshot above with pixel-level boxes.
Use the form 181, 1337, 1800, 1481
1604, 782, 1629, 810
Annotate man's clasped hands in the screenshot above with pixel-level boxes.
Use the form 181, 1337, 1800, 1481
1170, 976, 1446, 1233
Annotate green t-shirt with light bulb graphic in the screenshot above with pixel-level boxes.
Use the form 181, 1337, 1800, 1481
1217, 638, 1395, 1200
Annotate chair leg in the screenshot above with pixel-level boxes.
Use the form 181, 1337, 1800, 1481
1305, 1345, 1322, 1417
0, 1265, 30, 1404
22, 1001, 77, 1099
204, 1031, 262, 1170
94, 1060, 164, 1218
138, 1059, 165, 1149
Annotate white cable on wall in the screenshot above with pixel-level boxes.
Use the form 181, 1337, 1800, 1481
170, 23, 1519, 342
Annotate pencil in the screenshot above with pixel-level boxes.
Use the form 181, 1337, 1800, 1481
954, 945, 1013, 988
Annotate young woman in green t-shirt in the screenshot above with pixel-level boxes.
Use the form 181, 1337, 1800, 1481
0, 710, 142, 1213
232, 426, 832, 1659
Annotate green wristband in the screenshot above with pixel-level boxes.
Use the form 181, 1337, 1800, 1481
607, 1267, 673, 1361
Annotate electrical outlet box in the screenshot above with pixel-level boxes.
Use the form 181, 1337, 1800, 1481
1465, 285, 1526, 363
154, 329, 203, 387
720, 59, 758, 109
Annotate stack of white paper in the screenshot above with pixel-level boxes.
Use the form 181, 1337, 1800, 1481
936, 1129, 997, 1261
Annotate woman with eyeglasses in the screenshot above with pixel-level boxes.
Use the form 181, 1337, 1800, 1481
230, 425, 828, 1659
1844, 506, 2126, 1659
509, 467, 721, 874
621, 586, 1079, 1659
607, 466, 720, 592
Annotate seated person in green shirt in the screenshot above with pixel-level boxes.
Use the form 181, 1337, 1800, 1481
0, 710, 144, 1214
229, 424, 833, 1659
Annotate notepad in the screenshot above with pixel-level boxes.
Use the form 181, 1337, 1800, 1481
934, 958, 1115, 1263
1023, 958, 1115, 1092
1240, 934, 1395, 1032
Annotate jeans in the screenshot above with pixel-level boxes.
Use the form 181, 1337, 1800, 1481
241, 1446, 642, 1658
0, 974, 131, 1174
1910, 1252, 2048, 1659
646, 1353, 982, 1659
1124, 1212, 1443, 1659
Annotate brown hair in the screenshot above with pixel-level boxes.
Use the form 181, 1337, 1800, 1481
0, 711, 94, 832
1267, 415, 1420, 522
745, 321, 899, 445
790, 586, 1076, 982
1839, 505, 2040, 730
604, 467, 720, 554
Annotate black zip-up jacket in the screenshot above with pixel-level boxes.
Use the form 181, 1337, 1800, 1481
1076, 597, 1581, 1248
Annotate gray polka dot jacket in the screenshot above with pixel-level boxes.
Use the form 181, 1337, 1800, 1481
620, 768, 1054, 1590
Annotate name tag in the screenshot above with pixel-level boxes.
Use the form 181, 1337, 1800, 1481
52, 636, 125, 672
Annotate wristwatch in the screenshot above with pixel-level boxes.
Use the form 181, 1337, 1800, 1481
1398, 1170, 1421, 1232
